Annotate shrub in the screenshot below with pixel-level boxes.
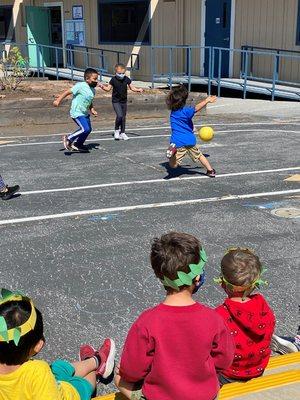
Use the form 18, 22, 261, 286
0, 46, 29, 91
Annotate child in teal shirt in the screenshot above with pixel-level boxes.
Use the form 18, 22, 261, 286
53, 68, 99, 152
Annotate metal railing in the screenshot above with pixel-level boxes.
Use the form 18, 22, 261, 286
241, 45, 300, 86
150, 45, 300, 100
66, 44, 140, 75
1, 41, 140, 81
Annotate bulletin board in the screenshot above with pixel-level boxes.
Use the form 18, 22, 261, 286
65, 19, 86, 46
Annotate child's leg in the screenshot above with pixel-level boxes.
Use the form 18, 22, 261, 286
168, 147, 186, 169
188, 146, 215, 175
198, 154, 213, 171
72, 358, 97, 388
113, 102, 123, 131
68, 116, 91, 144
115, 366, 143, 400
0, 175, 6, 191
76, 116, 92, 146
120, 103, 127, 133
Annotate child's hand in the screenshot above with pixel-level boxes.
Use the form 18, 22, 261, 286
138, 88, 143, 93
53, 99, 60, 107
206, 95, 217, 104
98, 83, 106, 90
91, 108, 98, 117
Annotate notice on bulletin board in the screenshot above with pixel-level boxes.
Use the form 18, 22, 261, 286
65, 20, 86, 46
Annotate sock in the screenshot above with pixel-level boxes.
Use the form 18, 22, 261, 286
92, 355, 100, 369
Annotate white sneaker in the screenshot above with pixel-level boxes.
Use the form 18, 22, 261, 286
114, 130, 120, 140
120, 132, 129, 141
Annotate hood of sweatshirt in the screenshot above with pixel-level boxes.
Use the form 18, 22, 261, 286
222, 294, 274, 337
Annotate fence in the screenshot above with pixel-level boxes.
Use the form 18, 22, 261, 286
0, 42, 140, 81
150, 45, 300, 100
241, 45, 300, 86
1, 41, 299, 100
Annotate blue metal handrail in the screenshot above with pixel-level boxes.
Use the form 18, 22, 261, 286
150, 44, 300, 100
1, 41, 140, 82
241, 45, 300, 87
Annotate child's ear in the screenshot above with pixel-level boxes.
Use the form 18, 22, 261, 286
31, 339, 45, 356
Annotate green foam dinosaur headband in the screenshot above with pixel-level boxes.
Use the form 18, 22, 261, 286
161, 248, 207, 291
214, 247, 268, 295
214, 268, 268, 293
0, 289, 37, 346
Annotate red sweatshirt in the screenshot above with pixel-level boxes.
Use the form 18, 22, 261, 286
119, 302, 235, 400
215, 294, 275, 380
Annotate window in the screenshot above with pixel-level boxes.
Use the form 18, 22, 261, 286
98, 0, 150, 44
0, 5, 14, 41
297, 0, 300, 45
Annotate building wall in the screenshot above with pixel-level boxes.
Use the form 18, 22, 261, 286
2, 0, 299, 83
234, 0, 300, 83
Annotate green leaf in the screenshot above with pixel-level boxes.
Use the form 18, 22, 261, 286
1, 288, 13, 300
200, 248, 208, 262
177, 271, 193, 286
214, 277, 222, 284
162, 276, 180, 291
189, 263, 202, 276
0, 316, 7, 332
13, 328, 21, 346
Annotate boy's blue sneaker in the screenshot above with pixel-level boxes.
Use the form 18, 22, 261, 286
271, 334, 300, 354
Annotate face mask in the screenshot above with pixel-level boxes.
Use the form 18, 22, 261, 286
193, 272, 206, 294
88, 81, 98, 88
116, 73, 125, 79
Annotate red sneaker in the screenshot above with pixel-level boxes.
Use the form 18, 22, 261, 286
79, 344, 96, 361
96, 338, 116, 379
166, 143, 177, 159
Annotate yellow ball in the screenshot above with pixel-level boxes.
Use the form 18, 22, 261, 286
198, 126, 214, 142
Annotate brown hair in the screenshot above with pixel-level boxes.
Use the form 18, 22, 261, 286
114, 63, 126, 70
221, 248, 262, 288
166, 85, 189, 111
150, 232, 201, 287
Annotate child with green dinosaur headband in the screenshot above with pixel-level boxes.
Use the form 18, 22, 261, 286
0, 289, 115, 400
215, 247, 275, 385
115, 231, 235, 400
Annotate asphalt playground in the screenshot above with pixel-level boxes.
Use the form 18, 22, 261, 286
0, 111, 299, 395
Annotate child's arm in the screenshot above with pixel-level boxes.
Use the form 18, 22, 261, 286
90, 102, 98, 116
194, 95, 217, 113
211, 315, 235, 372
53, 89, 72, 107
119, 321, 154, 383
128, 83, 143, 93
98, 82, 112, 92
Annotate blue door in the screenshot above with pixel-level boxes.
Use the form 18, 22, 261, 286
204, 0, 231, 77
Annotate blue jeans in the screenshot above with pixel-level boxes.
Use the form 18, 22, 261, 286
68, 115, 92, 145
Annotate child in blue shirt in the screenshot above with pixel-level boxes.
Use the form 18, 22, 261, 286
166, 85, 217, 177
53, 68, 99, 152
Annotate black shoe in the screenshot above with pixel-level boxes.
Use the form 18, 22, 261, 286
0, 185, 20, 200
206, 169, 216, 178
71, 143, 89, 153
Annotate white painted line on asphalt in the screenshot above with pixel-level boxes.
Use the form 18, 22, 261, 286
1, 189, 300, 226
0, 129, 299, 148
0, 121, 299, 139
20, 167, 300, 196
